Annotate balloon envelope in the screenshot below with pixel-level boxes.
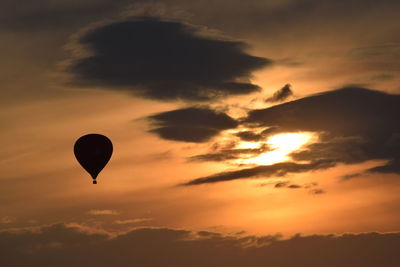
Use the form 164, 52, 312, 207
74, 134, 113, 183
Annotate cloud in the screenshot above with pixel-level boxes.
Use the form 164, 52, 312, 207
148, 107, 238, 142
274, 182, 323, 192
235, 127, 280, 142
235, 131, 263, 142
189, 145, 271, 162
184, 87, 400, 185
274, 182, 289, 188
67, 17, 272, 101
265, 84, 293, 102
247, 87, 400, 174
1, 223, 400, 267
246, 87, 400, 136
291, 135, 369, 165
184, 160, 335, 185
114, 218, 152, 225
342, 173, 363, 180
309, 189, 326, 195
367, 159, 400, 174
264, 181, 322, 193
88, 209, 119, 215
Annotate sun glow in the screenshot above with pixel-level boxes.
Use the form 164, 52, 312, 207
268, 133, 313, 151
238, 132, 315, 165
236, 141, 260, 149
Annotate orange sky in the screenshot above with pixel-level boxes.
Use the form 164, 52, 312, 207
2, 89, 400, 236
1, 0, 400, 241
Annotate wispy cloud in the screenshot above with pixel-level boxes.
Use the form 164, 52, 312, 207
88, 209, 120, 216
114, 218, 152, 225
265, 84, 294, 103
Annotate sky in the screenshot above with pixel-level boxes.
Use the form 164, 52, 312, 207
1, 0, 400, 266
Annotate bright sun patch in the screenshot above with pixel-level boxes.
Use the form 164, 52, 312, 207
238, 132, 315, 165
236, 141, 260, 149
268, 133, 313, 151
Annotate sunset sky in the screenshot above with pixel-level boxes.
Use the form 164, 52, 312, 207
1, 0, 400, 266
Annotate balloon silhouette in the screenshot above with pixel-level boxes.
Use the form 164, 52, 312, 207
74, 134, 113, 184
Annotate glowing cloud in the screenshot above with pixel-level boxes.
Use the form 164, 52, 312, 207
238, 132, 315, 165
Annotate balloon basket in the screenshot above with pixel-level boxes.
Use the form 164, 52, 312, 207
93, 180, 97, 184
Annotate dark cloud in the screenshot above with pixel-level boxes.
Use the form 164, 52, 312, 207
367, 159, 400, 174
273, 182, 322, 193
246, 87, 400, 136
184, 160, 335, 185
247, 87, 400, 174
275, 182, 289, 188
235, 127, 280, 142
68, 17, 272, 101
2, 223, 400, 267
342, 173, 363, 180
148, 107, 238, 142
260, 126, 281, 137
266, 84, 294, 103
235, 131, 263, 142
291, 136, 369, 164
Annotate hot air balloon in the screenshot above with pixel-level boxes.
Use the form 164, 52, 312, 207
74, 134, 113, 184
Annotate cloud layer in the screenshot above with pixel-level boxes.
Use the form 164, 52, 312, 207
185, 87, 400, 185
2, 223, 399, 267
68, 17, 271, 101
189, 145, 271, 162
184, 160, 335, 185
